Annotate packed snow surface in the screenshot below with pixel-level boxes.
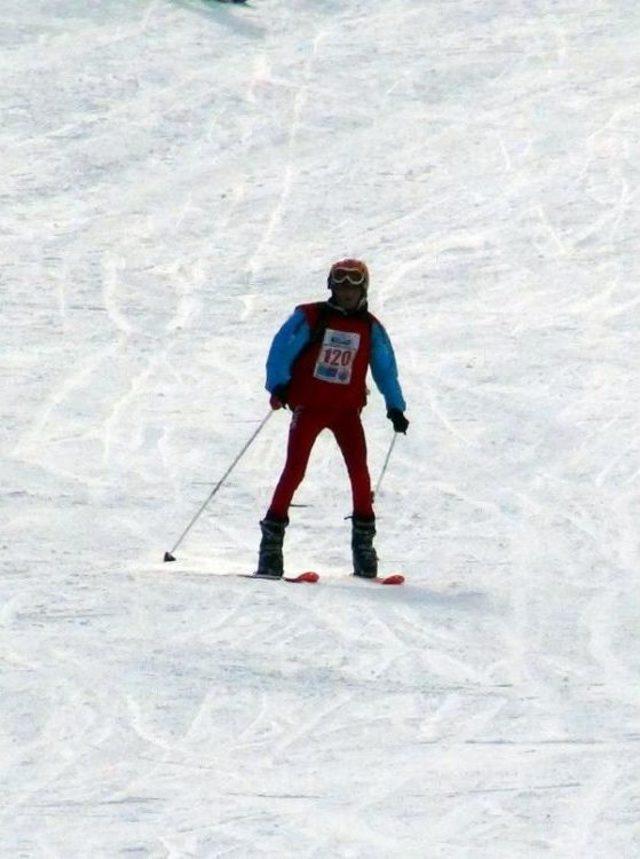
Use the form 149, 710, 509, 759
2, 0, 639, 856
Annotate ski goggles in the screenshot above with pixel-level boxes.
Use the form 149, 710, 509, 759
329, 266, 368, 287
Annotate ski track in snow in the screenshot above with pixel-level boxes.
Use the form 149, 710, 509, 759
2, 0, 640, 856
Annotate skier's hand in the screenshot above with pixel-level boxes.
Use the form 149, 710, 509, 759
270, 384, 289, 410
387, 408, 409, 434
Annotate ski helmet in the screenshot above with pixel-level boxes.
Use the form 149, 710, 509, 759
327, 259, 369, 293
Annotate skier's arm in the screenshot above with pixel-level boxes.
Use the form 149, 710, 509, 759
265, 308, 311, 393
370, 321, 407, 412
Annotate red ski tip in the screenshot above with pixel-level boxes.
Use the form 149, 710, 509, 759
380, 574, 404, 585
286, 571, 319, 583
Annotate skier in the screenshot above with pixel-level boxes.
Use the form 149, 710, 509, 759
255, 259, 408, 579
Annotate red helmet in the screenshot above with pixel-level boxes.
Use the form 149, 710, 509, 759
328, 259, 369, 292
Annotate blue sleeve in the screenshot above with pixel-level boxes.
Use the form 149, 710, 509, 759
370, 321, 406, 411
265, 308, 311, 393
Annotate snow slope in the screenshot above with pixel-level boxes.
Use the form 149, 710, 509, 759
2, 0, 639, 855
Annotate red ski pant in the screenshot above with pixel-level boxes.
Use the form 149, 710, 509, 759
267, 407, 374, 521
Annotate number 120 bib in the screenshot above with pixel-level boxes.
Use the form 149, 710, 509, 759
313, 329, 361, 385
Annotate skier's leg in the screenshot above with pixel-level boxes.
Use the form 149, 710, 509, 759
257, 409, 323, 576
332, 411, 378, 576
266, 408, 325, 520
331, 411, 374, 519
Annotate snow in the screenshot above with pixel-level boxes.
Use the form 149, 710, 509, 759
2, 0, 639, 855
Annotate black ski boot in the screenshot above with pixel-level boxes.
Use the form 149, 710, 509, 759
352, 516, 378, 578
255, 516, 288, 578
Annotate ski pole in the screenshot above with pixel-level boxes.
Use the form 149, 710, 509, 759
373, 433, 398, 500
163, 410, 274, 562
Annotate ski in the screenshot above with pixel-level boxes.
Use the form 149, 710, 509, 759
238, 571, 403, 585
238, 572, 319, 583
178, 0, 255, 13
358, 574, 405, 585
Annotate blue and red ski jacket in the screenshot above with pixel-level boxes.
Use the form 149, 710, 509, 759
266, 301, 406, 412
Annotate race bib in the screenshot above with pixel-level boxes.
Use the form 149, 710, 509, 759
313, 328, 361, 385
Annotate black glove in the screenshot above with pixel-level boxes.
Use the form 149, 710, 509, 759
270, 384, 290, 410
387, 408, 409, 434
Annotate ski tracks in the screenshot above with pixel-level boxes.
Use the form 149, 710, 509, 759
244, 19, 329, 283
